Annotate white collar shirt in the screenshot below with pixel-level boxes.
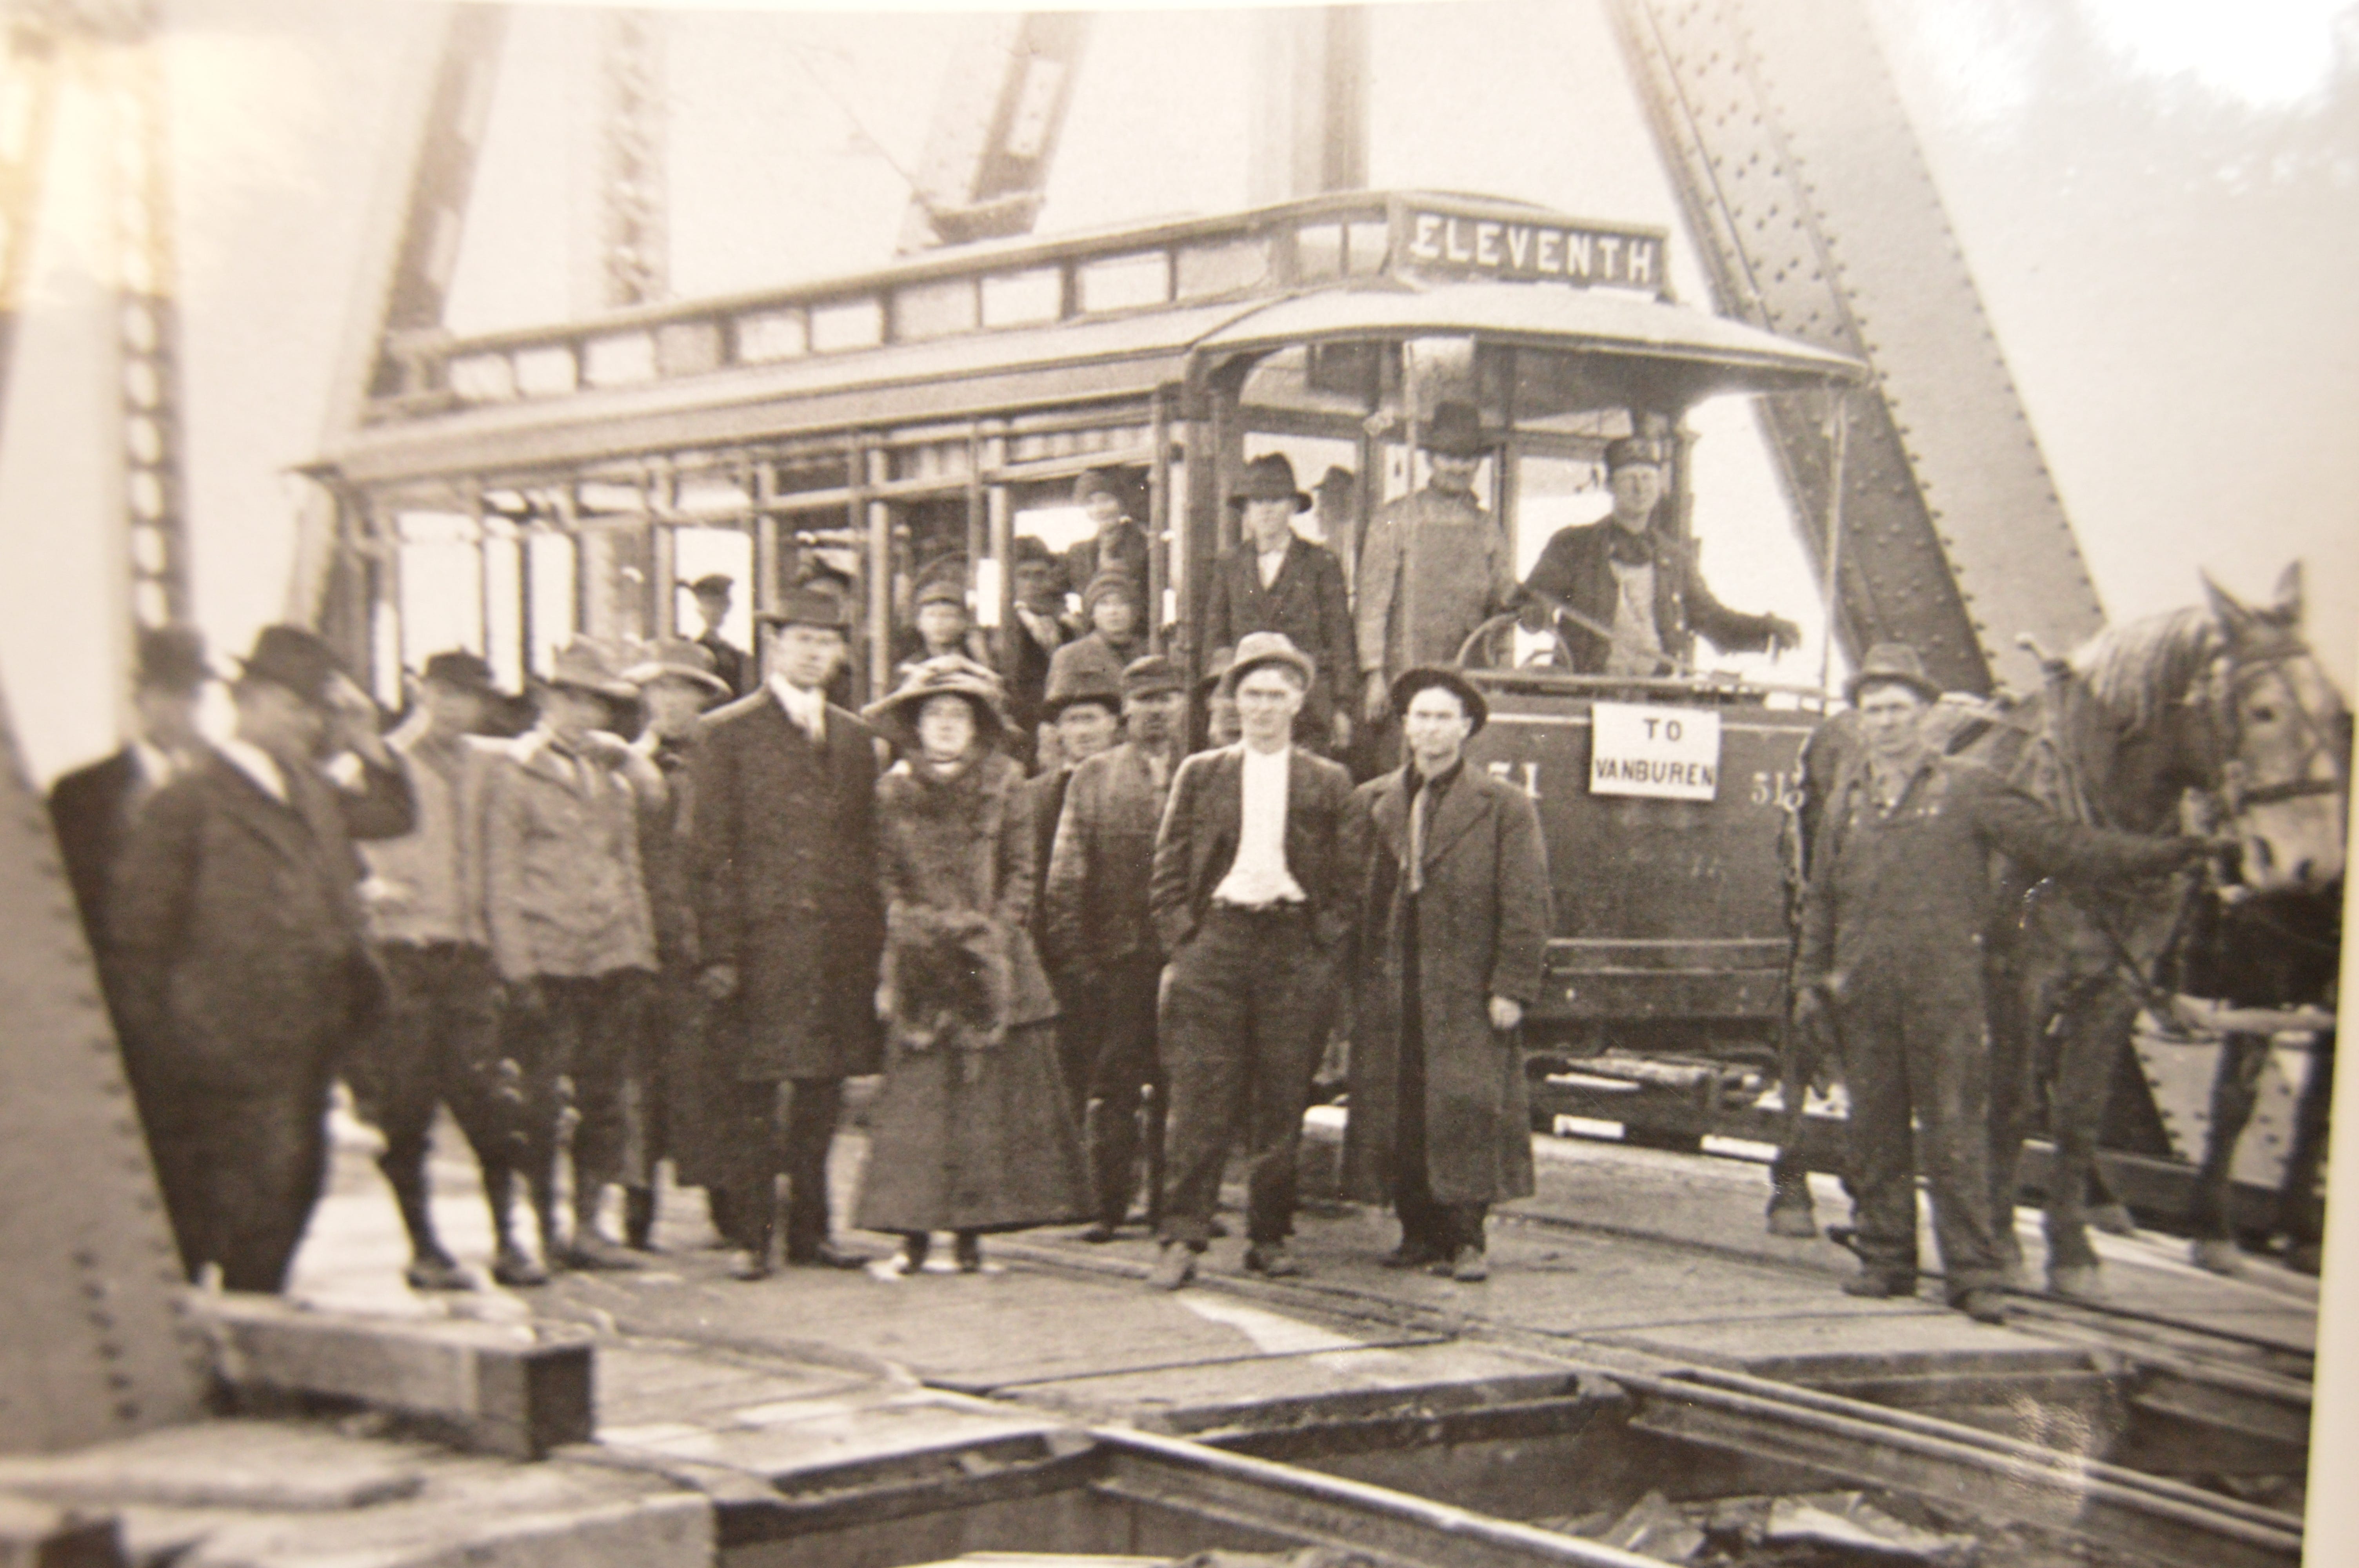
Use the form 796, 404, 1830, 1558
129, 740, 179, 795
1256, 542, 1289, 589
217, 737, 289, 805
769, 675, 827, 742
1212, 742, 1305, 907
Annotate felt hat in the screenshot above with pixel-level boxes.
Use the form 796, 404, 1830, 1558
621, 638, 728, 695
757, 585, 854, 630
1218, 631, 1316, 697
134, 625, 211, 694
237, 624, 343, 706
1081, 568, 1142, 617
1120, 654, 1185, 701
1041, 658, 1123, 719
1422, 400, 1487, 459
1604, 436, 1671, 472
1845, 642, 1942, 707
863, 655, 1008, 749
1390, 666, 1488, 736
419, 649, 496, 695
688, 573, 734, 599
542, 637, 636, 701
1228, 452, 1312, 514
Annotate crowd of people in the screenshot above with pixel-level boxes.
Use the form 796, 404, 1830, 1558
45, 411, 2211, 1321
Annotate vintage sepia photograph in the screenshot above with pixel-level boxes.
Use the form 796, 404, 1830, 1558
0, 2, 2352, 1566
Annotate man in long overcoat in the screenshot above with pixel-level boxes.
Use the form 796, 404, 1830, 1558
1203, 454, 1358, 756
690, 586, 885, 1277
1344, 669, 1550, 1281
109, 625, 414, 1292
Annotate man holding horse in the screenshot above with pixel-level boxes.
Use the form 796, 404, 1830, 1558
1794, 643, 2204, 1324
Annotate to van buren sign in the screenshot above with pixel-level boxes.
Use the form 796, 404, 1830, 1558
1396, 201, 1668, 293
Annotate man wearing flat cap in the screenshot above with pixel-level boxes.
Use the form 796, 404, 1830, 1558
1061, 467, 1148, 603
1355, 401, 1518, 753
690, 588, 885, 1277
686, 574, 753, 698
1795, 643, 2205, 1323
109, 624, 414, 1292
1042, 568, 1148, 772
1520, 436, 1801, 677
1146, 632, 1364, 1289
51, 623, 211, 962
1045, 654, 1190, 1238
1204, 453, 1358, 756
347, 650, 539, 1289
1345, 669, 1551, 1283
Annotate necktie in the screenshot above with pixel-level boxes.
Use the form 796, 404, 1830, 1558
1407, 779, 1428, 896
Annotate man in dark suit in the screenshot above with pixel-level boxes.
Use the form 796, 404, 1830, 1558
109, 626, 414, 1292
1146, 632, 1364, 1289
1001, 536, 1074, 765
1202, 454, 1358, 756
686, 574, 754, 697
49, 624, 211, 959
1519, 436, 1800, 675
689, 586, 885, 1278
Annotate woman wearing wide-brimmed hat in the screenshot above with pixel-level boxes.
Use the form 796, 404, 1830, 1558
855, 657, 1087, 1274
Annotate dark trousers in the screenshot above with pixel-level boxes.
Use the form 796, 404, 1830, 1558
1078, 953, 1166, 1228
1393, 913, 1485, 1255
513, 971, 645, 1216
351, 942, 519, 1249
1837, 961, 2005, 1299
2190, 1030, 2336, 1247
1987, 957, 2139, 1272
717, 1077, 845, 1260
1159, 906, 1332, 1248
142, 1065, 333, 1292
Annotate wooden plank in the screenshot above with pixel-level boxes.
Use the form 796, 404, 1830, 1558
195, 1296, 592, 1459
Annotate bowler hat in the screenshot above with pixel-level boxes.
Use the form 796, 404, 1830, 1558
621, 637, 728, 696
1228, 453, 1311, 514
1421, 401, 1487, 459
134, 625, 210, 694
1081, 569, 1141, 618
758, 585, 854, 630
237, 624, 343, 706
541, 637, 636, 701
1390, 666, 1488, 736
863, 655, 1008, 750
1845, 642, 1942, 707
1218, 631, 1316, 698
688, 573, 734, 599
420, 649, 496, 695
1604, 436, 1670, 472
1042, 659, 1123, 719
1120, 654, 1185, 701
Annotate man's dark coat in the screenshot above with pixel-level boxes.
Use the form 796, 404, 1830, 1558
1521, 520, 1783, 673
48, 747, 146, 951
1148, 744, 1361, 958
1202, 536, 1358, 736
1343, 766, 1551, 1206
689, 690, 885, 1080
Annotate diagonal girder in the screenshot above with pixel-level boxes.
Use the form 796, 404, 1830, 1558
1611, 0, 2104, 695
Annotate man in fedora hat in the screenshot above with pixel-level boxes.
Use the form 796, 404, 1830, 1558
1794, 643, 2205, 1324
1355, 401, 1518, 759
1345, 669, 1550, 1282
482, 637, 666, 1275
51, 623, 212, 962
1061, 467, 1148, 604
347, 649, 543, 1290
1204, 453, 1358, 756
1520, 436, 1801, 677
685, 574, 752, 698
1023, 657, 1125, 1101
620, 638, 733, 1252
109, 624, 415, 1292
690, 587, 885, 1277
1046, 654, 1190, 1239
1147, 632, 1363, 1288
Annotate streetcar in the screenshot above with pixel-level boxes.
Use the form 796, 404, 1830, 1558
312, 189, 1864, 1113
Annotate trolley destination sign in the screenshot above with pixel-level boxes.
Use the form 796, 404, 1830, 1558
1588, 702, 1723, 800
1395, 199, 1668, 294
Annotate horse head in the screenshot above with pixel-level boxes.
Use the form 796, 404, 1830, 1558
2204, 563, 2348, 893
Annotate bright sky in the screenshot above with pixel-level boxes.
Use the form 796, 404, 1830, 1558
1, 0, 2354, 783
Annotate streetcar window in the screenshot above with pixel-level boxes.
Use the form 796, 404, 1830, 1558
672, 526, 754, 652
525, 532, 577, 677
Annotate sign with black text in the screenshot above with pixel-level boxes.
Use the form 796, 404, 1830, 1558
1589, 702, 1722, 801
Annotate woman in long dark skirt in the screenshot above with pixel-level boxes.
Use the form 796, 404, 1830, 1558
856, 656, 1088, 1274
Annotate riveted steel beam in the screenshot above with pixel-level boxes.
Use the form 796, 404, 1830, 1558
1612, 0, 2104, 695
898, 13, 1091, 253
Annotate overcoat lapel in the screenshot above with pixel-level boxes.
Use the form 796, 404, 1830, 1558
202, 753, 318, 867
1369, 769, 1410, 863
1419, 770, 1492, 873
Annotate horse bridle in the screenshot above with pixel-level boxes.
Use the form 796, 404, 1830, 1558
2206, 639, 2350, 820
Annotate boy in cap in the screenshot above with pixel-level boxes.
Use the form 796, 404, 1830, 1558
110, 624, 415, 1292
1204, 453, 1358, 756
1041, 569, 1148, 771
1519, 436, 1801, 676
1046, 654, 1190, 1238
687, 574, 752, 697
482, 637, 666, 1273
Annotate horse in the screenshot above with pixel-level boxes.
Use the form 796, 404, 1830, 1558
1765, 565, 2347, 1299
